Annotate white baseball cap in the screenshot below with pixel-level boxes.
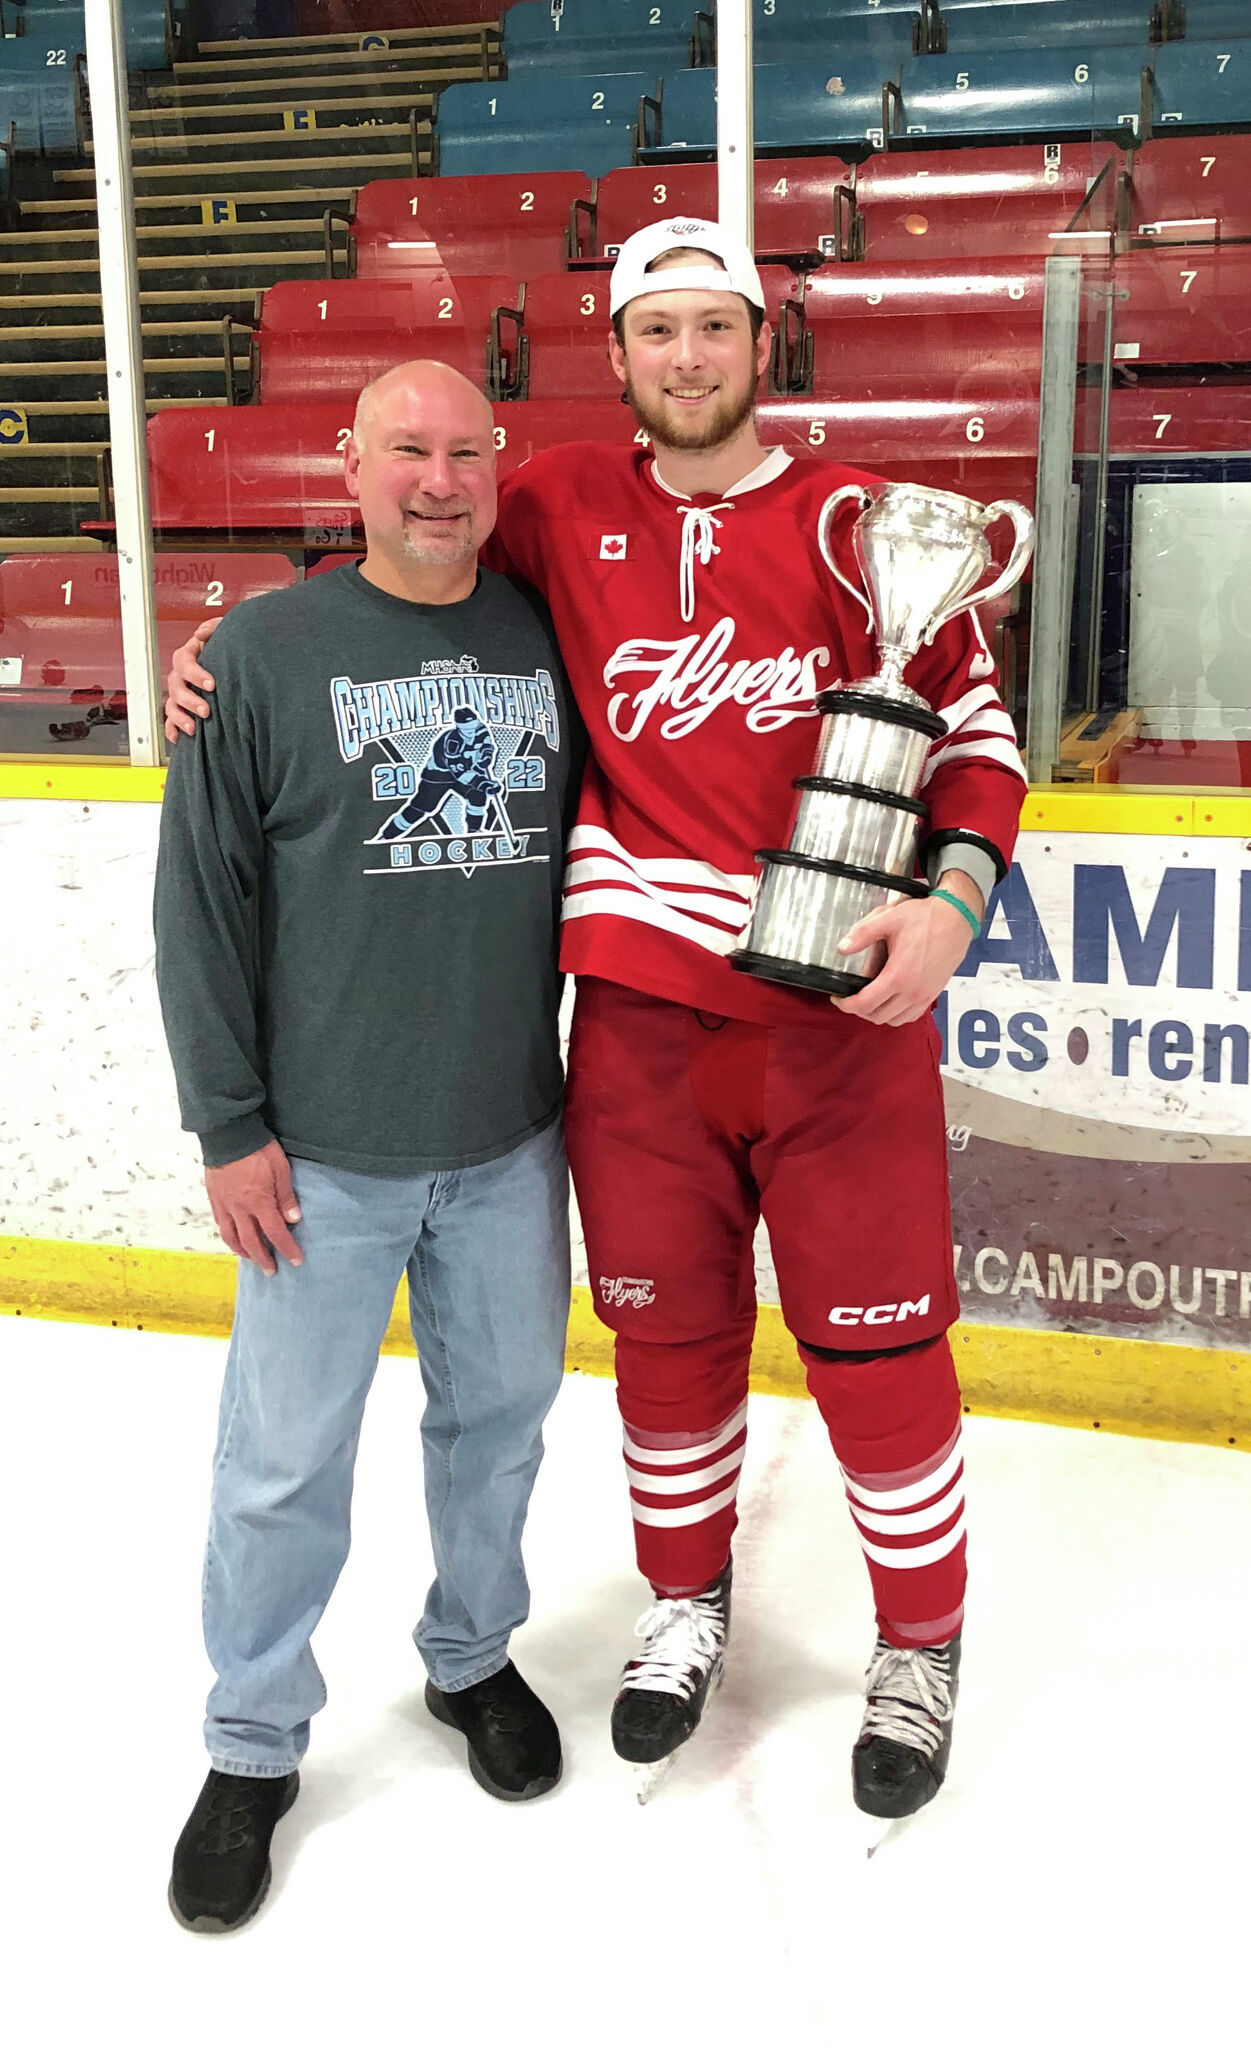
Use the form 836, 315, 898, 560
608, 216, 766, 317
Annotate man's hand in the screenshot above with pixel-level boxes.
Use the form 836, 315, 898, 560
205, 1140, 303, 1275
164, 616, 222, 744
831, 877, 984, 1028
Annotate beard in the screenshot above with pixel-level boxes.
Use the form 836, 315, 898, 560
399, 508, 478, 564
622, 363, 760, 452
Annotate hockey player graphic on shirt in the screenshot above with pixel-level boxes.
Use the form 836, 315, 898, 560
369, 707, 509, 845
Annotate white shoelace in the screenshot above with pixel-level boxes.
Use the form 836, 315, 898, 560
860, 1640, 956, 1760
676, 503, 729, 623
619, 1590, 727, 1700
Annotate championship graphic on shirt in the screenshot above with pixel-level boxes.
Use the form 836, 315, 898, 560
329, 657, 561, 877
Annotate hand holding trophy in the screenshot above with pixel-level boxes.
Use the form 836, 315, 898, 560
731, 481, 1035, 997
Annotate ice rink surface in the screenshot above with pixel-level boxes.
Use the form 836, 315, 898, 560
6, 1313, 1250, 2048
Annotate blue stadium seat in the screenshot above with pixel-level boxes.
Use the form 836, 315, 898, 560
749, 0, 919, 15
896, 46, 1149, 141
0, 0, 171, 71
439, 72, 654, 135
657, 60, 896, 153
436, 72, 654, 180
503, 1, 696, 77
939, 3, 1155, 50
1151, 39, 1251, 127
751, 2, 918, 67
1170, 3, 1250, 35
652, 67, 716, 149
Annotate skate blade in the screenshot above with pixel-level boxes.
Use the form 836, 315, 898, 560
628, 1661, 725, 1806
632, 1756, 677, 1806
862, 1814, 898, 1860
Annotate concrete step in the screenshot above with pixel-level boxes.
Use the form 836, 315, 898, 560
124, 94, 434, 133
192, 24, 500, 57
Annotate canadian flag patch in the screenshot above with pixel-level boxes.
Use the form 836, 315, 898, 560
599, 533, 628, 560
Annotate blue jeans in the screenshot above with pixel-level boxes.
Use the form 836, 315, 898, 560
200, 1119, 570, 1778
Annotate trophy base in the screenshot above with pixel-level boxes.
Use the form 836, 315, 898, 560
729, 949, 871, 998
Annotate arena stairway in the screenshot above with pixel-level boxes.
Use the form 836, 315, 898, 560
0, 14, 500, 550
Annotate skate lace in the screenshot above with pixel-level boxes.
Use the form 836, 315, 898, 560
860, 1640, 955, 1761
619, 1590, 727, 1701
200, 1777, 275, 1857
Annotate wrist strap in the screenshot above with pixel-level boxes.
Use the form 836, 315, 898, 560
929, 886, 982, 939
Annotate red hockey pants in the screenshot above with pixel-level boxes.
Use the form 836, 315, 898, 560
564, 978, 967, 1650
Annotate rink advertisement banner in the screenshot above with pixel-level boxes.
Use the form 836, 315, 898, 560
940, 829, 1250, 1346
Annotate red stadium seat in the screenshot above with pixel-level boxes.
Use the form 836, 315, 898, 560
849, 140, 1117, 262
0, 553, 296, 736
142, 393, 1053, 543
573, 157, 851, 266
1126, 134, 1251, 247
1100, 384, 1251, 456
516, 264, 803, 400
757, 397, 1039, 513
1110, 247, 1251, 367
490, 399, 645, 475
147, 406, 363, 540
255, 276, 522, 402
353, 171, 590, 279
789, 257, 1046, 400
144, 402, 648, 534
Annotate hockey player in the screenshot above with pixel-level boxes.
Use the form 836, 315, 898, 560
481, 221, 1024, 1819
371, 705, 504, 843
164, 225, 1027, 1821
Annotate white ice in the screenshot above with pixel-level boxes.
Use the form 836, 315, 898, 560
5, 1314, 1249, 2048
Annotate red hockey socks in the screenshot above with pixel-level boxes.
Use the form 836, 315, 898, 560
615, 1321, 753, 1597
800, 1333, 967, 1648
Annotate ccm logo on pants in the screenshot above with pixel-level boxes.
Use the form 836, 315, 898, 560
829, 1295, 931, 1327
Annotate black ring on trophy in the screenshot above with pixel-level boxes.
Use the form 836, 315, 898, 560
792, 775, 928, 817
813, 686, 947, 740
729, 950, 873, 999
748, 847, 931, 897
731, 850, 932, 995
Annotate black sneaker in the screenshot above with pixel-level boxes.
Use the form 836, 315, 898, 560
852, 1631, 962, 1820
611, 1562, 732, 1766
425, 1661, 562, 1802
168, 1768, 299, 1933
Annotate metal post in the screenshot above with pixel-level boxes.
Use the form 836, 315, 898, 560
84, 0, 162, 768
715, 0, 754, 244
1083, 270, 1119, 713
1024, 256, 1082, 786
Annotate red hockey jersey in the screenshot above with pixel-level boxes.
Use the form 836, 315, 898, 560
485, 443, 1026, 1027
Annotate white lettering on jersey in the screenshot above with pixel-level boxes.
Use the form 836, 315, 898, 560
603, 617, 832, 742
600, 1275, 657, 1309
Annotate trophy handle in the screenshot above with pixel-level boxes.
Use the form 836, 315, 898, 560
924, 498, 1036, 643
817, 484, 876, 631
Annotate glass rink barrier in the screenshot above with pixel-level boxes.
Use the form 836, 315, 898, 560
2, 30, 1250, 790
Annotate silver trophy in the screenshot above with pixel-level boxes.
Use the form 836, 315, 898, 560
731, 481, 1035, 996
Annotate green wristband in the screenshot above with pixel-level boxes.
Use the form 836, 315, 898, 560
929, 886, 982, 939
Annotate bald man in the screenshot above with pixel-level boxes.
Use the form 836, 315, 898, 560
154, 363, 583, 1934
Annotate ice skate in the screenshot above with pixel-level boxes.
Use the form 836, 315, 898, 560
611, 1562, 732, 1802
853, 1631, 961, 1852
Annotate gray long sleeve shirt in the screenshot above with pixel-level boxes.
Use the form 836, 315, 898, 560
154, 563, 581, 1174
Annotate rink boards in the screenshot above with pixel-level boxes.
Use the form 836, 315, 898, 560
0, 767, 1248, 1451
